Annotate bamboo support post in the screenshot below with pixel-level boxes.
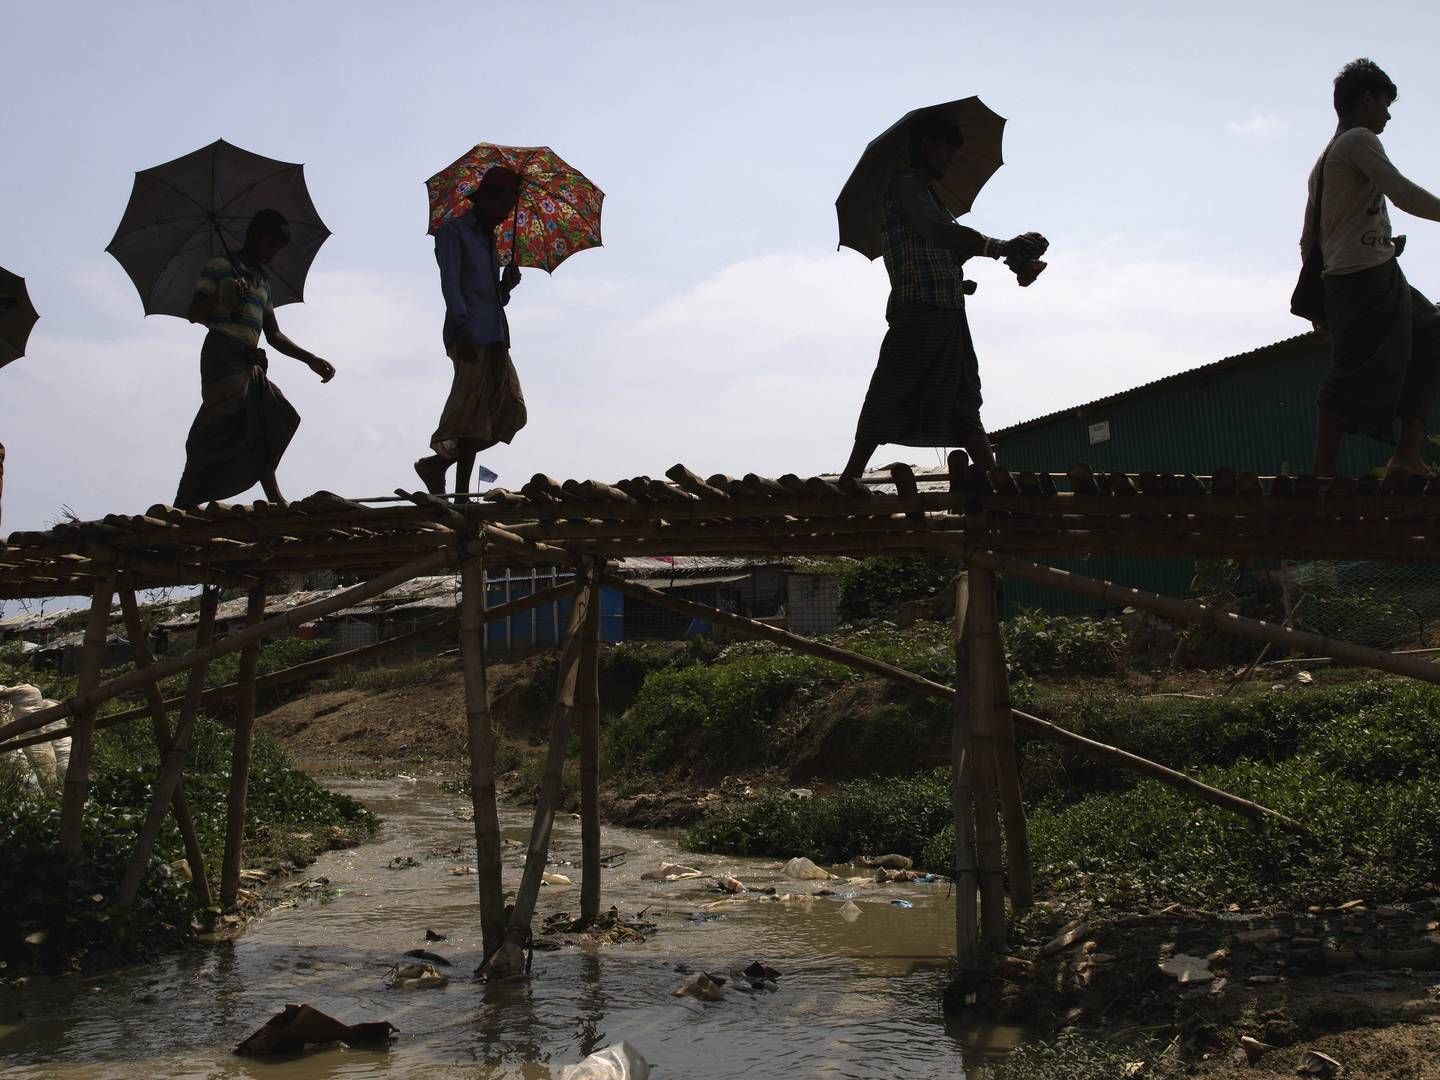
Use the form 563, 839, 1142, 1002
0, 579, 584, 756
484, 574, 592, 979
967, 550, 1440, 686
116, 588, 219, 910
117, 587, 211, 907
609, 574, 1306, 832
951, 571, 979, 969
459, 554, 508, 962
220, 585, 267, 909
578, 563, 604, 927
987, 586, 1033, 910
58, 571, 116, 860
966, 566, 1007, 954
0, 547, 460, 744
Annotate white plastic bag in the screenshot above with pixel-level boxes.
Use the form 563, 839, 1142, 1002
783, 856, 833, 881
558, 1040, 650, 1079
3, 686, 65, 785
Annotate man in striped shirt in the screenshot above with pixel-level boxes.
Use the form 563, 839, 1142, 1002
176, 209, 335, 506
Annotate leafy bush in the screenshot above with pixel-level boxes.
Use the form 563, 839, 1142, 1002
1002, 610, 1126, 676
838, 556, 953, 623
0, 713, 376, 971
1017, 680, 1440, 807
604, 649, 852, 776
684, 769, 952, 864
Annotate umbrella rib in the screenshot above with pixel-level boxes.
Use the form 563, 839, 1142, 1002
214, 162, 310, 217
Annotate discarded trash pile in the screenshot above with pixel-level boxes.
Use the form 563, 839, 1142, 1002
542, 906, 657, 945
674, 960, 784, 1002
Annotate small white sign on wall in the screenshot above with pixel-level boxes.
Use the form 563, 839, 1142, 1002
1088, 420, 1111, 445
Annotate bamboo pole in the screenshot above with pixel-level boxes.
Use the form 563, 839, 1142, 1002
0, 547, 459, 743
578, 563, 604, 927
219, 585, 266, 909
0, 579, 583, 756
966, 567, 1007, 953
58, 572, 116, 860
117, 587, 211, 907
459, 554, 508, 963
951, 571, 979, 969
966, 550, 1440, 686
116, 588, 218, 910
610, 575, 1306, 832
988, 593, 1033, 910
484, 576, 592, 979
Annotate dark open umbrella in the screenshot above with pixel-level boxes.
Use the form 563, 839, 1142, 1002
0, 266, 39, 370
836, 97, 1006, 260
106, 139, 330, 317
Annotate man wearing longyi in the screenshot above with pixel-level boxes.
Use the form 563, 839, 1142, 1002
416, 166, 527, 498
841, 113, 1047, 480
1303, 59, 1440, 479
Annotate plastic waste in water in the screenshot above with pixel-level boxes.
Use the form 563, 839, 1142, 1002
559, 1040, 651, 1079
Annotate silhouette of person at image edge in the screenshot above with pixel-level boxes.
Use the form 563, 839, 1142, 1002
842, 114, 1047, 479
1306, 58, 1440, 478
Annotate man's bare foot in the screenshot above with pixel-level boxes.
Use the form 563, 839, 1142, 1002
414, 456, 449, 495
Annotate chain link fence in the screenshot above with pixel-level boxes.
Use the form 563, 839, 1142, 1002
1289, 561, 1440, 650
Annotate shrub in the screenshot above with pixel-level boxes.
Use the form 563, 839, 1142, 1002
838, 557, 953, 623
604, 650, 851, 776
0, 713, 375, 970
684, 769, 952, 864
1002, 610, 1126, 676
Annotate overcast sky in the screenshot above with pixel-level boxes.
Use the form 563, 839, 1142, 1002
4, 0, 1440, 543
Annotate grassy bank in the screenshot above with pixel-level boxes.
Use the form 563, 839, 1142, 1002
1, 713, 376, 973
685, 679, 1440, 909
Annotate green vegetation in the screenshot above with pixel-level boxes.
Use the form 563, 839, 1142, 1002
1002, 610, 1126, 676
837, 555, 953, 623
685, 770, 952, 863
0, 713, 376, 972
687, 680, 1440, 908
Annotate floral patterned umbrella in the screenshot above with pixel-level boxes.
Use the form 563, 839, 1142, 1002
425, 144, 604, 273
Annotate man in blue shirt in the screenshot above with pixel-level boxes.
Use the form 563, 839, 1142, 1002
415, 167, 527, 497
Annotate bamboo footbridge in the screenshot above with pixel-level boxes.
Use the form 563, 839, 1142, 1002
5, 452, 1440, 983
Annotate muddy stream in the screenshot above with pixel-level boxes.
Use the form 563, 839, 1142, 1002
0, 776, 1017, 1078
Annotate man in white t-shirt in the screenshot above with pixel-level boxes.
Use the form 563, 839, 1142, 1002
1303, 58, 1440, 478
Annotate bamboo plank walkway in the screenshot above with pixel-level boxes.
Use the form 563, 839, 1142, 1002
5, 458, 1440, 598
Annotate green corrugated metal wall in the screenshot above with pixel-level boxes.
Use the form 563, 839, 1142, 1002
989, 336, 1396, 614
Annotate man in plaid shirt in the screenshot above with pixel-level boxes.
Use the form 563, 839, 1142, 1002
842, 115, 1046, 478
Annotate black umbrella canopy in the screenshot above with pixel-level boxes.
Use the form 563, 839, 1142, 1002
836, 97, 1006, 260
106, 139, 331, 318
0, 266, 39, 370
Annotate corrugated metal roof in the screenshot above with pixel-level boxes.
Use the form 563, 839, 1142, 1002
991, 332, 1320, 441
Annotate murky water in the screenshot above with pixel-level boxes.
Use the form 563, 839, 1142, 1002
0, 778, 1012, 1079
